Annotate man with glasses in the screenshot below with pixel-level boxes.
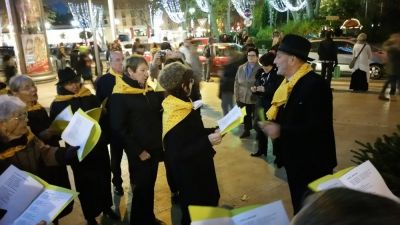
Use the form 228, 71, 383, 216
234, 47, 261, 138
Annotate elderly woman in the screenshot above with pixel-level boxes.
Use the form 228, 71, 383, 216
109, 55, 165, 225
0, 95, 76, 175
9, 75, 73, 223
159, 62, 222, 225
49, 67, 117, 225
349, 33, 372, 92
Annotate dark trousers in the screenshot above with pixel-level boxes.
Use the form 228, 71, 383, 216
285, 165, 332, 214
321, 62, 334, 87
254, 106, 268, 154
380, 74, 399, 95
127, 153, 159, 225
110, 140, 124, 188
204, 58, 212, 81
237, 102, 255, 131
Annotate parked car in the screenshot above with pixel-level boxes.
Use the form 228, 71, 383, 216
308, 38, 387, 79
198, 42, 242, 75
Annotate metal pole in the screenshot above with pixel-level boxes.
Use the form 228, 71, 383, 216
88, 0, 101, 77
227, 0, 231, 33
108, 0, 116, 40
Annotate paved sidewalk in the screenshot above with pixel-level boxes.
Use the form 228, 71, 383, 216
33, 77, 399, 225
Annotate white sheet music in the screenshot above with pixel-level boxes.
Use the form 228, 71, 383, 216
217, 105, 242, 132
61, 111, 94, 159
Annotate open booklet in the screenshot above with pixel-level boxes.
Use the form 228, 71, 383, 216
308, 160, 399, 202
50, 106, 102, 132
0, 165, 78, 225
61, 109, 102, 162
189, 200, 290, 225
217, 105, 246, 135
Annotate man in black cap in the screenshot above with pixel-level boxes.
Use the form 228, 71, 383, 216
260, 34, 337, 214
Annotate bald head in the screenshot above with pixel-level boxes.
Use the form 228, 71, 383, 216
110, 51, 124, 74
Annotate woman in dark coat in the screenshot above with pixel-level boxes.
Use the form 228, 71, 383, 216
250, 52, 284, 157
109, 55, 165, 225
159, 62, 222, 225
49, 68, 117, 225
9, 75, 73, 223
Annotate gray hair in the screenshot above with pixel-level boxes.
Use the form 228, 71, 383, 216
9, 75, 34, 92
0, 95, 26, 121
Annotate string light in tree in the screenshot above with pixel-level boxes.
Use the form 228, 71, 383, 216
196, 0, 209, 13
268, 0, 307, 12
282, 0, 307, 11
154, 9, 164, 28
231, 0, 255, 19
268, 0, 288, 12
162, 0, 185, 24
68, 2, 104, 29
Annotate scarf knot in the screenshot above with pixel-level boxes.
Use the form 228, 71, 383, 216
266, 63, 312, 120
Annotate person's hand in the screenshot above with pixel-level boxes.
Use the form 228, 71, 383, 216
256, 86, 265, 92
250, 86, 257, 92
208, 131, 222, 146
65, 146, 80, 159
139, 150, 151, 161
259, 121, 280, 139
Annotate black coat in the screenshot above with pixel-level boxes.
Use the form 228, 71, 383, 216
276, 71, 337, 171
219, 57, 245, 95
163, 108, 220, 208
49, 88, 112, 219
27, 107, 73, 219
109, 76, 164, 160
318, 38, 338, 62
253, 67, 284, 109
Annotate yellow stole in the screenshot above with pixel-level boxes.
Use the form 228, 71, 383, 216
0, 129, 35, 160
0, 87, 8, 95
266, 63, 313, 120
109, 68, 122, 78
27, 102, 44, 112
54, 86, 93, 102
112, 76, 153, 95
162, 95, 193, 140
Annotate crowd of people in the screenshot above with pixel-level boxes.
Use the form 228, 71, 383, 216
1, 32, 400, 225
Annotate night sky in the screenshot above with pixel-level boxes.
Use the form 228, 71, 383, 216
44, 0, 70, 14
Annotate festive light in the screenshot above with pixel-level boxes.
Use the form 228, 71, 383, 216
154, 9, 164, 28
162, 0, 185, 24
68, 2, 104, 29
231, 0, 255, 19
268, 0, 288, 12
282, 0, 307, 11
268, 0, 307, 12
196, 0, 209, 13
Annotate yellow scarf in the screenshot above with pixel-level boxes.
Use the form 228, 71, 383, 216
110, 68, 122, 78
162, 95, 193, 140
0, 87, 8, 95
112, 76, 152, 95
54, 86, 93, 102
266, 63, 313, 120
27, 102, 44, 112
0, 128, 35, 160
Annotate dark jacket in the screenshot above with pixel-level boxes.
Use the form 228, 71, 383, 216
275, 71, 337, 171
318, 38, 338, 62
253, 67, 284, 109
95, 72, 117, 104
49, 87, 112, 219
219, 57, 244, 95
160, 41, 172, 50
109, 76, 164, 160
163, 105, 219, 224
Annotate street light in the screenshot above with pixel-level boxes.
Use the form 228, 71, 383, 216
189, 7, 195, 37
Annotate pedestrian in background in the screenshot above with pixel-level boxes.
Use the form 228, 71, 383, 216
235, 47, 261, 138
250, 52, 283, 157
318, 31, 338, 88
260, 34, 336, 214
203, 37, 214, 82
349, 33, 371, 92
2, 54, 17, 84
379, 33, 400, 101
